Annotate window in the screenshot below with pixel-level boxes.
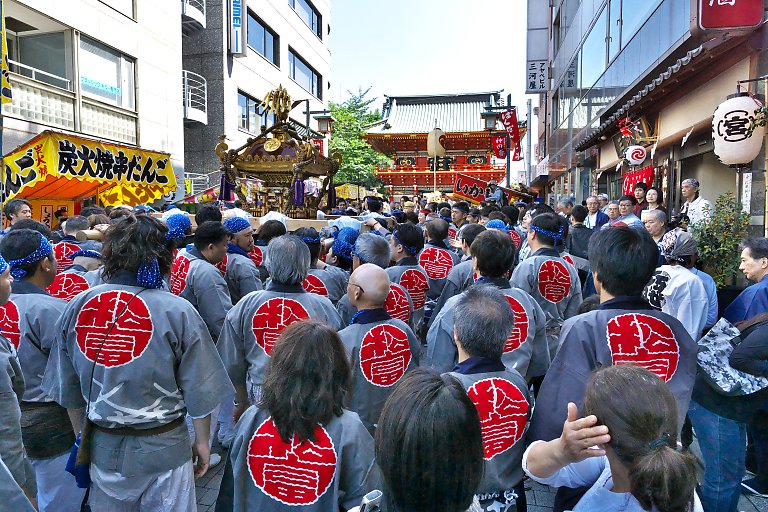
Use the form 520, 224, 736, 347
14, 32, 72, 90
79, 36, 135, 110
620, 0, 663, 47
238, 91, 275, 133
289, 0, 322, 39
580, 7, 607, 91
247, 12, 279, 65
289, 50, 321, 99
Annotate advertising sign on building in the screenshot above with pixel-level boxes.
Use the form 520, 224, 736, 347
526, 60, 548, 93
699, 0, 763, 30
453, 173, 517, 205
229, 0, 247, 56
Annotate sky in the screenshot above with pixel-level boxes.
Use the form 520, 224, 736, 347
328, 0, 539, 179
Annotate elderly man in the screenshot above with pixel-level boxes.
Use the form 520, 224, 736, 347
680, 178, 712, 225
584, 195, 609, 230
338, 264, 420, 433
616, 195, 643, 228
598, 194, 610, 212
555, 200, 573, 219
222, 217, 263, 304
445, 285, 531, 511
428, 230, 548, 380
642, 209, 668, 243
218, 235, 343, 417
337, 233, 413, 325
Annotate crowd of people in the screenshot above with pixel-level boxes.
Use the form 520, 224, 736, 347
0, 175, 764, 512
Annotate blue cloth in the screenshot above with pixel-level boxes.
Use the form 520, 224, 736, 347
452, 356, 505, 375
584, 210, 609, 230
165, 213, 191, 241
688, 400, 746, 512
349, 308, 390, 325
690, 268, 718, 328
223, 216, 250, 234
723, 274, 768, 323
486, 219, 507, 231
617, 212, 643, 228
488, 187, 504, 202
0, 254, 7, 276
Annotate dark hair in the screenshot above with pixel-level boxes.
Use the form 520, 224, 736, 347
259, 320, 351, 443
367, 197, 382, 212
437, 202, 450, 211
479, 206, 496, 218
743, 238, 768, 261
102, 215, 173, 281
438, 207, 452, 219
393, 223, 425, 255
426, 202, 438, 212
3, 198, 30, 218
426, 218, 449, 241
194, 221, 229, 251
467, 208, 481, 219
79, 206, 106, 217
584, 365, 697, 512
88, 214, 110, 228
0, 229, 53, 277
589, 227, 658, 296
488, 211, 508, 223
571, 205, 589, 223
195, 204, 222, 225
234, 199, 243, 208
64, 215, 89, 234
471, 230, 515, 278
527, 203, 554, 218
646, 186, 664, 205
403, 211, 419, 224
375, 369, 483, 512
8, 219, 52, 239
460, 223, 486, 248
530, 212, 562, 246
619, 194, 638, 206
294, 227, 321, 262
577, 294, 601, 314
501, 205, 519, 224
109, 208, 131, 220
258, 220, 287, 243
634, 182, 649, 192
454, 285, 515, 358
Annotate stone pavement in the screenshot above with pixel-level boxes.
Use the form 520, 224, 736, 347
196, 443, 768, 511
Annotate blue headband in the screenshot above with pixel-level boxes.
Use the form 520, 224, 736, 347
0, 254, 7, 276
393, 231, 420, 256
302, 236, 321, 244
439, 214, 452, 223
530, 224, 565, 242
136, 257, 164, 289
332, 239, 355, 262
223, 216, 251, 234
165, 214, 192, 241
486, 219, 507, 231
69, 250, 103, 260
7, 233, 53, 279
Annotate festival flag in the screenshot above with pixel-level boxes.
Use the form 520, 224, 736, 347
491, 134, 507, 159
1, 0, 11, 105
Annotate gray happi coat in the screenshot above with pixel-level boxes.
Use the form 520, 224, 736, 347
428, 258, 475, 327
224, 250, 263, 304
509, 247, 582, 359
426, 279, 549, 378
304, 265, 348, 305
528, 297, 697, 442
228, 406, 381, 511
418, 241, 461, 303
337, 283, 414, 327
386, 258, 430, 333
449, 360, 531, 501
217, 283, 344, 394
47, 264, 92, 303
338, 310, 421, 432
0, 333, 32, 493
43, 273, 234, 477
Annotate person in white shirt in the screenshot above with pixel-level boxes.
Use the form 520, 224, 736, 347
680, 178, 712, 226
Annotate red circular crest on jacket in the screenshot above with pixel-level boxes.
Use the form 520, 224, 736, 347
447, 227, 458, 240
248, 247, 263, 267
248, 418, 336, 505
399, 269, 428, 310
467, 377, 529, 460
0, 301, 21, 349
75, 291, 154, 367
302, 274, 328, 297
54, 242, 81, 273
252, 298, 310, 355
562, 254, 575, 266
504, 296, 529, 353
508, 230, 521, 248
359, 324, 412, 387
537, 260, 571, 303
170, 254, 191, 295
215, 254, 228, 277
47, 272, 90, 302
606, 313, 679, 382
419, 247, 454, 280
385, 285, 410, 322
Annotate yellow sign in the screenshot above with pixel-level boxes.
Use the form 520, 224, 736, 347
2, 130, 176, 206
1, 0, 12, 105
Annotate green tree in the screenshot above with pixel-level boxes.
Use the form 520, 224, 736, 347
329, 87, 389, 189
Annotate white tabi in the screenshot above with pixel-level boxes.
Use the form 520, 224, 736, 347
509, 247, 582, 359
0, 281, 84, 512
303, 265, 348, 305
217, 282, 344, 399
528, 297, 697, 442
224, 244, 263, 304
643, 264, 708, 341
426, 278, 549, 379
337, 282, 414, 326
386, 257, 430, 333
226, 406, 381, 511
43, 272, 234, 511
449, 359, 531, 511
338, 309, 420, 432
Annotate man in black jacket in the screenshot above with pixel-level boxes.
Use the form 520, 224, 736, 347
565, 205, 592, 260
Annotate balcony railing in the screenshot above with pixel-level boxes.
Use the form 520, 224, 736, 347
183, 70, 207, 125
182, 0, 206, 36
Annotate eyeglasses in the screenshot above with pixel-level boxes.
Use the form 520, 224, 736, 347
348, 282, 365, 294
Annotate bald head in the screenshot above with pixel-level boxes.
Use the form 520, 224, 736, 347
349, 263, 390, 309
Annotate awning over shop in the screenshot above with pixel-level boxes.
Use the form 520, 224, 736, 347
2, 130, 176, 206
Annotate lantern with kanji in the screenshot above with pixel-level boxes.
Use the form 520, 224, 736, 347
712, 93, 764, 167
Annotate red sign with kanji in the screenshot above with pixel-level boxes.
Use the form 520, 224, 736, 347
622, 165, 655, 196
699, 0, 763, 30
491, 135, 507, 159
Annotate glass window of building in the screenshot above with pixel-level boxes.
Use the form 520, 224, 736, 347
238, 91, 275, 133
580, 7, 607, 91
289, 0, 322, 39
99, 0, 134, 18
79, 36, 135, 110
247, 12, 279, 65
608, 0, 621, 61
289, 49, 322, 99
15, 32, 72, 90
621, 0, 663, 46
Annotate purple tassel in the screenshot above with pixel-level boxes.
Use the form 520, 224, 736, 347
293, 176, 304, 206
219, 174, 236, 202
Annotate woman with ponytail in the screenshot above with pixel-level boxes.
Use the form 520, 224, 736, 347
523, 365, 702, 512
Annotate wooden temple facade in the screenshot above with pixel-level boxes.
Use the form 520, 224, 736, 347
365, 92, 507, 193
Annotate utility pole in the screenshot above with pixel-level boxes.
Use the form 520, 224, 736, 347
526, 98, 533, 186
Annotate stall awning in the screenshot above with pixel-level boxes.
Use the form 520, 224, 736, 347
2, 130, 176, 206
